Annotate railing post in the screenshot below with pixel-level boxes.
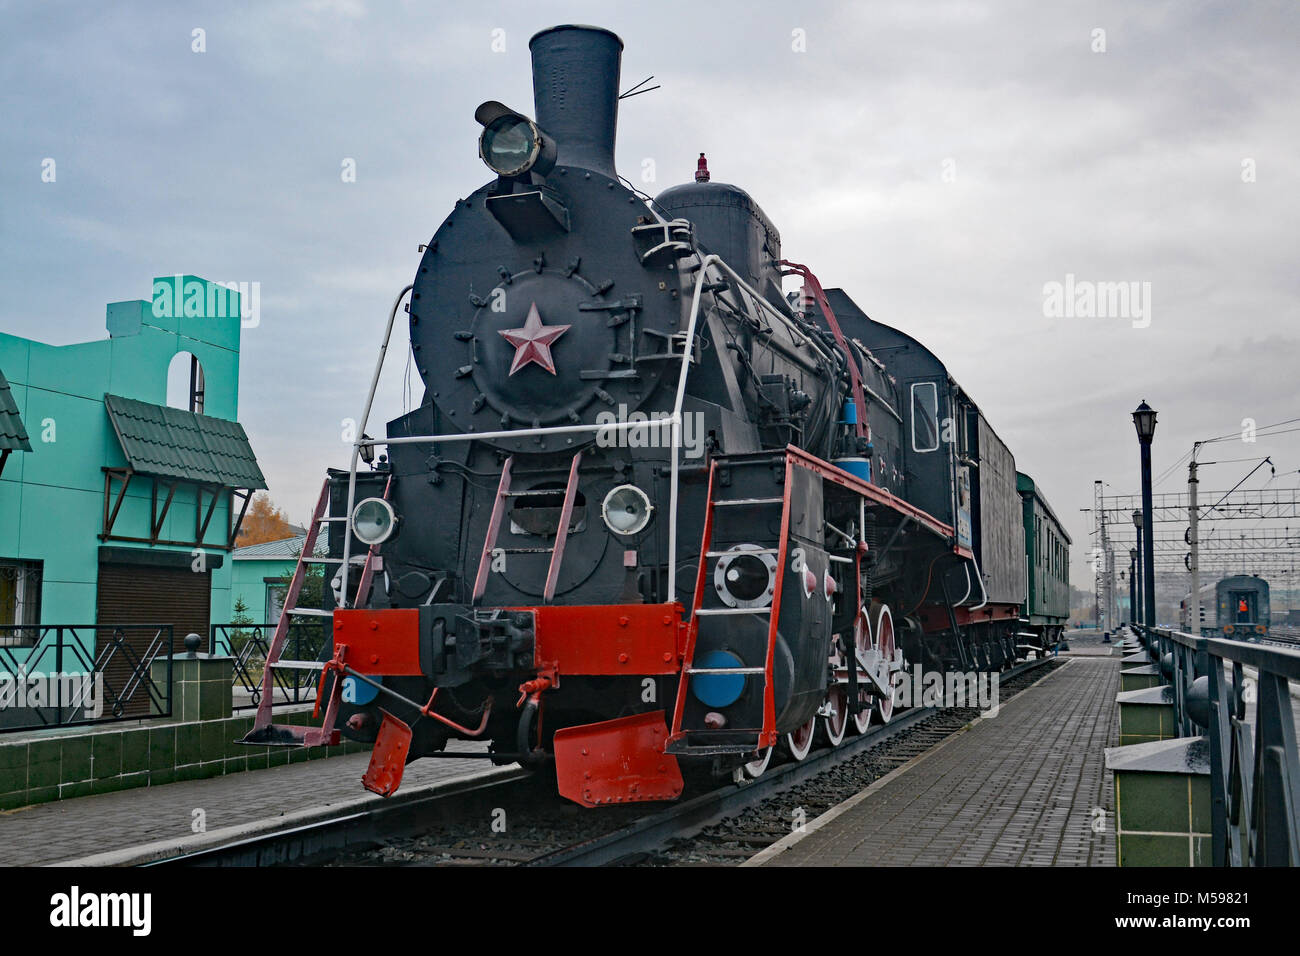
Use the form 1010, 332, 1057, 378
1253, 672, 1300, 865
166, 625, 174, 719
55, 626, 64, 728
1207, 657, 1229, 864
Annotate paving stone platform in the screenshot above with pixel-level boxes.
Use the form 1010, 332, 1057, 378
0, 740, 500, 866
755, 657, 1120, 867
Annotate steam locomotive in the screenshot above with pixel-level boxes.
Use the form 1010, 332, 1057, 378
244, 24, 1068, 806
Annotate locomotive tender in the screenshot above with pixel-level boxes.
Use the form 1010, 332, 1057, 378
243, 24, 1069, 806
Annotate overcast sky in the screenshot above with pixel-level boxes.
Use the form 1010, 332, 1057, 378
3, 0, 1297, 594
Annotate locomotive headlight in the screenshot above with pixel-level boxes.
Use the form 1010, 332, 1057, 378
601, 485, 653, 536
351, 497, 398, 546
713, 544, 777, 609
475, 101, 556, 178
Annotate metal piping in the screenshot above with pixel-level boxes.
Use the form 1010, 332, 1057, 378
969, 553, 989, 610
339, 284, 413, 606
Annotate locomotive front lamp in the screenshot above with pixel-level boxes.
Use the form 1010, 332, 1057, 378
602, 485, 654, 536
1132, 400, 1158, 443
713, 544, 778, 609
475, 101, 557, 178
351, 497, 398, 546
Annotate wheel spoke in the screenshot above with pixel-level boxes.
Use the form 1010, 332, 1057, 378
743, 746, 773, 778
820, 684, 848, 747
852, 608, 874, 734
871, 603, 896, 724
784, 715, 816, 761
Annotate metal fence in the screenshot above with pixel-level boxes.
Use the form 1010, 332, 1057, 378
1138, 624, 1300, 865
210, 622, 328, 711
0, 624, 174, 732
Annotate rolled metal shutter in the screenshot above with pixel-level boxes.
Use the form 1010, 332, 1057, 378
95, 562, 211, 717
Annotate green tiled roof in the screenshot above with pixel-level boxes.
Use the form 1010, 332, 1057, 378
0, 368, 33, 453
104, 394, 267, 489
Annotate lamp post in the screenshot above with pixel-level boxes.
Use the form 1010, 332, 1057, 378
1133, 401, 1159, 629
1132, 510, 1144, 626
1129, 548, 1138, 626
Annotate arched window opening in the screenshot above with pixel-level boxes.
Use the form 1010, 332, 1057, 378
167, 351, 206, 414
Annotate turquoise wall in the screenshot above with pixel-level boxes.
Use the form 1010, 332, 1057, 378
0, 276, 246, 643
228, 557, 296, 625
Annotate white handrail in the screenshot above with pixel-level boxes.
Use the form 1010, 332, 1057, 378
339, 284, 412, 605
969, 553, 989, 610
668, 254, 720, 599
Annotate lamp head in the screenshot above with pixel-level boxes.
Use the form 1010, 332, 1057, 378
1132, 400, 1158, 442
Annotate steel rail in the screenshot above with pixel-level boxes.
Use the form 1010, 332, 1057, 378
146, 657, 1054, 868
525, 655, 1054, 867
142, 767, 533, 868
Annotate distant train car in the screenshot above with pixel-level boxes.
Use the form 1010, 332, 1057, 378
1016, 472, 1070, 653
1179, 574, 1270, 639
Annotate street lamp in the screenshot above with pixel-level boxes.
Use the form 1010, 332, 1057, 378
1129, 547, 1138, 627
1132, 510, 1144, 626
1133, 401, 1158, 630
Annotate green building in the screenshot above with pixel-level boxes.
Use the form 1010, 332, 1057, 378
227, 533, 316, 630
0, 275, 265, 675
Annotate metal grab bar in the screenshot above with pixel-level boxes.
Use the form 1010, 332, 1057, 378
340, 285, 413, 606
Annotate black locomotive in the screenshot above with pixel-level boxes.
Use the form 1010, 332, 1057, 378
245, 24, 1067, 806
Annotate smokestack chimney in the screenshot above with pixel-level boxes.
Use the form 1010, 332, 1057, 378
529, 25, 624, 179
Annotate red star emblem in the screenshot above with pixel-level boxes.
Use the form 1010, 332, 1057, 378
498, 302, 570, 376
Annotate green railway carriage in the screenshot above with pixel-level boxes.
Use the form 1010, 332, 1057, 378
1017, 472, 1070, 651
1180, 575, 1270, 639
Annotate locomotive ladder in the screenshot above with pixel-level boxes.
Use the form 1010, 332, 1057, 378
472, 451, 583, 605
666, 457, 790, 755
241, 474, 391, 746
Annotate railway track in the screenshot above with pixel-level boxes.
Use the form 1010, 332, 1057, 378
148, 656, 1062, 868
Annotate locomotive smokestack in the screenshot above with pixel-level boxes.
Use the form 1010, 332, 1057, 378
529, 24, 623, 178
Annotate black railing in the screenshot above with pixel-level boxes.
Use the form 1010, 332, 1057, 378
0, 624, 174, 732
210, 622, 328, 711
1137, 624, 1300, 865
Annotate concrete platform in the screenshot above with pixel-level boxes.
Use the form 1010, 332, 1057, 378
0, 739, 504, 866
1060, 626, 1123, 657
751, 657, 1120, 867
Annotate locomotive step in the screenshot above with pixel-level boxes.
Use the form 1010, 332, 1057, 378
712, 497, 783, 507
694, 606, 771, 616
705, 548, 779, 557
269, 660, 327, 670
666, 746, 762, 756
686, 666, 765, 674
665, 733, 764, 754
287, 608, 332, 617
302, 556, 368, 564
